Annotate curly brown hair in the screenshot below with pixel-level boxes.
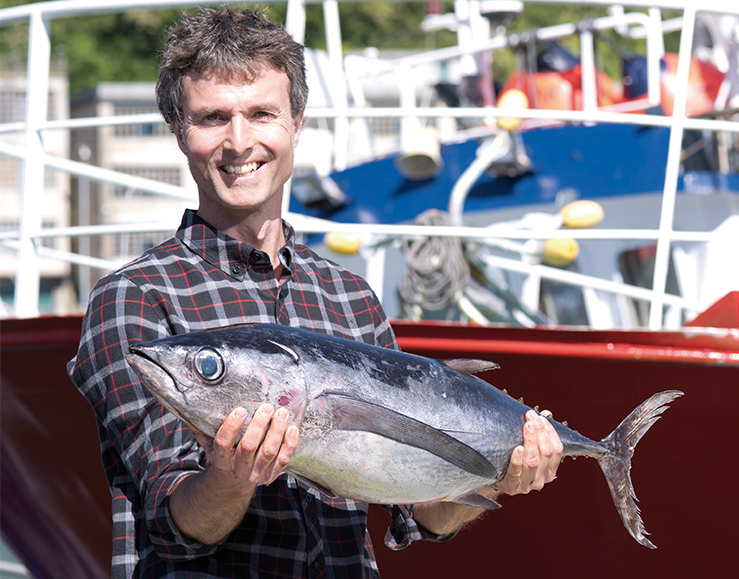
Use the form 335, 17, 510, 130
156, 6, 308, 128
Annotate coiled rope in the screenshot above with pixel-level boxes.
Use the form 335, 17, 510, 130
398, 209, 469, 317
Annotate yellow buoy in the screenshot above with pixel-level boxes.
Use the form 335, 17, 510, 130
560, 200, 604, 229
324, 231, 362, 255
497, 89, 529, 132
542, 238, 579, 267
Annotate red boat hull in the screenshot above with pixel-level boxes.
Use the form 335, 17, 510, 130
372, 320, 738, 578
1, 314, 737, 578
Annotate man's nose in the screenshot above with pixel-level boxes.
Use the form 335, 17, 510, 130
224, 116, 253, 154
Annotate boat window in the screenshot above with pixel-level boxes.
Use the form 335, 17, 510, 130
538, 262, 589, 326
618, 245, 682, 326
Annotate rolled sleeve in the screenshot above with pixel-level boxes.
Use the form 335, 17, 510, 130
382, 504, 458, 551
145, 471, 223, 561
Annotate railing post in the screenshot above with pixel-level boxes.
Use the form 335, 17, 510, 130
285, 0, 306, 44
648, 4, 696, 330
14, 9, 50, 317
579, 27, 597, 112
323, 0, 349, 171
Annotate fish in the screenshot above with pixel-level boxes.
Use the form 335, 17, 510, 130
125, 323, 683, 549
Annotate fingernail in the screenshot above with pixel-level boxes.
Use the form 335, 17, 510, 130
233, 407, 246, 419
276, 408, 289, 421
261, 404, 274, 415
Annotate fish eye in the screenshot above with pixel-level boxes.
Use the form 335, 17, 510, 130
193, 348, 224, 382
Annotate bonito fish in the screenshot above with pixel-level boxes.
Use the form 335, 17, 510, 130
126, 323, 682, 549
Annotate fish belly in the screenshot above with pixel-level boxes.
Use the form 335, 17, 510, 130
288, 430, 492, 505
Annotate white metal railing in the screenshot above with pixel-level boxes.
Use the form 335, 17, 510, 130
1, 0, 738, 329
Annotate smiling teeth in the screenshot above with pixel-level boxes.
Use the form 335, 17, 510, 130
224, 162, 260, 176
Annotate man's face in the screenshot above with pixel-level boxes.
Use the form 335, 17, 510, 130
174, 65, 303, 230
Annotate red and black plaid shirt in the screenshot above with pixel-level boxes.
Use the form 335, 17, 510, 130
68, 210, 443, 579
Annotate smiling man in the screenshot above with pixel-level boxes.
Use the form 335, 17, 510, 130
68, 7, 561, 579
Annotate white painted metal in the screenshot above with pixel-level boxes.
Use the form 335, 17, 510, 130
14, 10, 51, 317
648, 3, 696, 329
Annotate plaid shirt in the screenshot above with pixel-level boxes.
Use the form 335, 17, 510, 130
68, 210, 442, 579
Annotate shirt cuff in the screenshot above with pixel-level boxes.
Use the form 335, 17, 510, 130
145, 471, 223, 561
383, 504, 458, 551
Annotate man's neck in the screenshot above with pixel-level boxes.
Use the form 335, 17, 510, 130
197, 208, 286, 272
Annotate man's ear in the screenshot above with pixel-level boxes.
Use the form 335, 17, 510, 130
173, 122, 188, 154
292, 110, 305, 148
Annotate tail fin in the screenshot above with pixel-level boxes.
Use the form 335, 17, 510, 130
598, 390, 683, 549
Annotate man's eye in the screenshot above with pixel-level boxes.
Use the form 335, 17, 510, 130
204, 113, 220, 122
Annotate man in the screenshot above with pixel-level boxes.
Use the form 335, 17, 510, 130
68, 7, 562, 578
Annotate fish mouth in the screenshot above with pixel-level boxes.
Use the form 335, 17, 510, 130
125, 348, 183, 410
126, 346, 219, 439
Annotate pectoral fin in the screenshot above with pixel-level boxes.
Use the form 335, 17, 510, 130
292, 474, 338, 498
323, 393, 498, 480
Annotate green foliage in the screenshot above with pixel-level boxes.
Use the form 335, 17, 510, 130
52, 10, 182, 96
1, 1, 685, 97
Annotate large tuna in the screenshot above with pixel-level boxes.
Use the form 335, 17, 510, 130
126, 323, 682, 549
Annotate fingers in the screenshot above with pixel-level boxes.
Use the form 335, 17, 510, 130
537, 410, 563, 484
492, 410, 563, 497
263, 423, 299, 484
504, 445, 526, 494
211, 407, 249, 468
236, 405, 297, 484
190, 426, 216, 457
522, 409, 562, 491
209, 404, 299, 486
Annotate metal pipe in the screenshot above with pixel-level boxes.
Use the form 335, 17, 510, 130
14, 10, 50, 318
648, 3, 697, 330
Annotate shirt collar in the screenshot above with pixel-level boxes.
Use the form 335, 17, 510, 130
176, 209, 295, 280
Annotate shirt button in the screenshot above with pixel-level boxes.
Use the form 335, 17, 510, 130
305, 492, 313, 503
313, 561, 321, 571
231, 264, 243, 275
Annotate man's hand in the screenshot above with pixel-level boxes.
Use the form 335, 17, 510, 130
204, 404, 300, 488
481, 409, 563, 499
171, 404, 299, 544
413, 409, 563, 536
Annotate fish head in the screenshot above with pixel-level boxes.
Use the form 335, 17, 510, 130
125, 328, 307, 438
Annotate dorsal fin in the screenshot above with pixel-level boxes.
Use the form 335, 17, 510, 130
441, 359, 500, 374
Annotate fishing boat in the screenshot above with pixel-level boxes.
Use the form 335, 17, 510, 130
1, 1, 738, 578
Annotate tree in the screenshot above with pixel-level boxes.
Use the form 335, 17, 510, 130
1, 1, 680, 98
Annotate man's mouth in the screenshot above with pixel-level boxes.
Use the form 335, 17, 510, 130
222, 162, 262, 177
